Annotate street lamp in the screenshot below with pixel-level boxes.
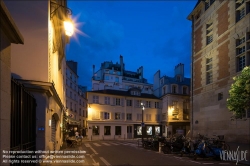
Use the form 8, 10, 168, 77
141, 102, 145, 142
50, 1, 74, 36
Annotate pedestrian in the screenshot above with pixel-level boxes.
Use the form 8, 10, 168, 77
75, 131, 79, 138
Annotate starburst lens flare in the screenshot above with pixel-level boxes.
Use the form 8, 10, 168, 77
64, 21, 74, 36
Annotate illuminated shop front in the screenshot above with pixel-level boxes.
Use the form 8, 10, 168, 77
134, 124, 162, 138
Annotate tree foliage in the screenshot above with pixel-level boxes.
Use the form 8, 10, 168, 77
227, 66, 250, 118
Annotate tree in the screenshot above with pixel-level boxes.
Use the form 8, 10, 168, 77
227, 66, 250, 119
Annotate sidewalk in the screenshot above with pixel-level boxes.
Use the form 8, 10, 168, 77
39, 140, 91, 166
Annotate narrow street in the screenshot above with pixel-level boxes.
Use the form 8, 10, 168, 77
48, 140, 247, 166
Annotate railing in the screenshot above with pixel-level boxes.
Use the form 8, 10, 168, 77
11, 78, 37, 165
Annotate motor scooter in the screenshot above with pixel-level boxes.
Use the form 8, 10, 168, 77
193, 139, 222, 160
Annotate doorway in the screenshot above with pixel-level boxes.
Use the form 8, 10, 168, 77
127, 126, 132, 139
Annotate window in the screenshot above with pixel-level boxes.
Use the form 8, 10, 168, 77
206, 57, 213, 84
155, 114, 161, 121
70, 102, 72, 110
115, 98, 121, 105
126, 99, 132, 106
172, 85, 177, 93
236, 35, 247, 72
172, 101, 178, 115
205, 0, 215, 10
75, 104, 77, 112
176, 76, 180, 82
115, 113, 121, 120
105, 97, 110, 105
206, 21, 213, 45
136, 100, 141, 107
218, 92, 223, 101
115, 77, 119, 83
126, 113, 132, 120
162, 113, 166, 121
162, 86, 166, 95
236, 0, 246, 22
237, 46, 246, 55
137, 113, 142, 121
93, 96, 99, 103
104, 126, 111, 135
79, 99, 81, 105
155, 102, 160, 108
146, 101, 151, 108
146, 114, 151, 121
92, 126, 99, 135
115, 126, 121, 135
146, 126, 152, 135
103, 112, 110, 120
70, 91, 72, 98
237, 55, 246, 71
183, 87, 187, 94
105, 75, 109, 80
79, 108, 81, 116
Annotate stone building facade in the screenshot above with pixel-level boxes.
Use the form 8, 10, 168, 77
154, 63, 190, 137
65, 61, 88, 137
4, 0, 72, 150
87, 89, 162, 140
92, 55, 153, 94
188, 0, 250, 143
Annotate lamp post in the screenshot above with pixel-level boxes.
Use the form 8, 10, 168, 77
141, 102, 145, 142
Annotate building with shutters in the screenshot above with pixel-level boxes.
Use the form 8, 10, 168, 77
87, 89, 162, 140
187, 0, 250, 143
92, 55, 153, 94
65, 60, 88, 137
4, 0, 73, 151
153, 63, 191, 137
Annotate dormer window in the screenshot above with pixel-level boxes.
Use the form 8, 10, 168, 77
176, 76, 181, 82
131, 91, 140, 96
172, 85, 177, 94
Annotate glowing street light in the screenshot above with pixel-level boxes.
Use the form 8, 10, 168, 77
64, 20, 74, 36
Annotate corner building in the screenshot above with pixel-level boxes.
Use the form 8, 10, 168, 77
188, 0, 250, 143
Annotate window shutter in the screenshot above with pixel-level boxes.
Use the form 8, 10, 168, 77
111, 112, 114, 120
100, 112, 104, 120
122, 113, 125, 120
113, 97, 115, 105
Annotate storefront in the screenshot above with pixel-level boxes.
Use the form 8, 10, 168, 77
134, 124, 162, 138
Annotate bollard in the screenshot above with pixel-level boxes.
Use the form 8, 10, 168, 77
159, 142, 161, 153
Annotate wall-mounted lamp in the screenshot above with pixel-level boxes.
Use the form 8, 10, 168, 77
49, 119, 51, 127
50, 1, 74, 37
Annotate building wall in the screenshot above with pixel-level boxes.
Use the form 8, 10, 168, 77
87, 91, 162, 140
4, 0, 49, 82
0, 0, 24, 163
188, 0, 250, 143
5, 0, 70, 150
92, 56, 153, 93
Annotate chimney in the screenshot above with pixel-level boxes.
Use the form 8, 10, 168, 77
93, 65, 95, 76
120, 55, 123, 75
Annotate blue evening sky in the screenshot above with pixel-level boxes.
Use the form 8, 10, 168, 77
66, 1, 197, 90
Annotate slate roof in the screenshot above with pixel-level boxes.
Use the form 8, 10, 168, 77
88, 89, 160, 100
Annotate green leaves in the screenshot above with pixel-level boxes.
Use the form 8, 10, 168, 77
227, 66, 250, 118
